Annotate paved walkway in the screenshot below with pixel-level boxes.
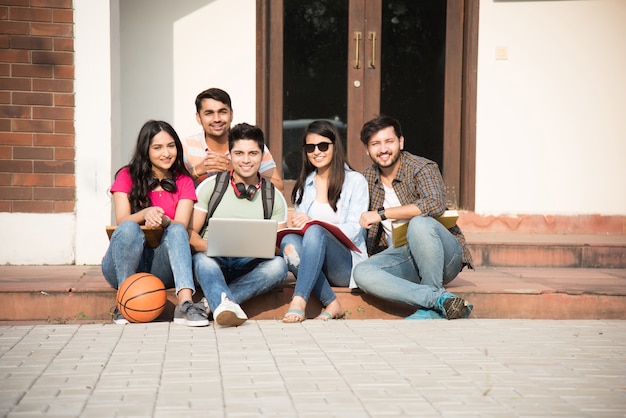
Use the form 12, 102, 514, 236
1, 319, 625, 417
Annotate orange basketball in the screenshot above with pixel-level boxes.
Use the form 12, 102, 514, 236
116, 273, 167, 323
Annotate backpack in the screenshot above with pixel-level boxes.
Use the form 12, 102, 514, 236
205, 170, 275, 222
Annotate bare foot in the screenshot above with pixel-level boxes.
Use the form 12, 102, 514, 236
282, 296, 307, 323
315, 299, 345, 320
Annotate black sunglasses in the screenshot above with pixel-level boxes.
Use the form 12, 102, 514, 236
303, 142, 333, 154
148, 177, 177, 193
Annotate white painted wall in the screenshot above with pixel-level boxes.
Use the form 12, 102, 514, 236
475, 0, 626, 215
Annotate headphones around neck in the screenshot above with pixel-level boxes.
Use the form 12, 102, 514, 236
230, 171, 261, 201
148, 177, 177, 193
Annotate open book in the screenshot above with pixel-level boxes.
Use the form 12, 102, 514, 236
277, 220, 361, 253
106, 225, 163, 249
392, 210, 459, 248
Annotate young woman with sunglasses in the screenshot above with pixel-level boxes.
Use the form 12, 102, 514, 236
280, 120, 369, 322
102, 120, 208, 326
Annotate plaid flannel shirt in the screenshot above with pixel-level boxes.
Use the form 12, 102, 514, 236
362, 151, 473, 268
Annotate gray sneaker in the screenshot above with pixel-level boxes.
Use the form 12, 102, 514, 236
213, 292, 247, 327
111, 307, 129, 325
174, 300, 210, 327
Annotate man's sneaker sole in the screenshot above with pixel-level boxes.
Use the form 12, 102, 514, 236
173, 318, 209, 327
215, 311, 247, 327
443, 297, 471, 320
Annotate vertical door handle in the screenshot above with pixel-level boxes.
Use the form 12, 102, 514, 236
354, 32, 362, 69
368, 32, 377, 69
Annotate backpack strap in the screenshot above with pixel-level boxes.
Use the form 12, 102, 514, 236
201, 171, 230, 234
260, 177, 275, 220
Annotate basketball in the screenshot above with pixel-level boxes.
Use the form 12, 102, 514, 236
116, 273, 167, 323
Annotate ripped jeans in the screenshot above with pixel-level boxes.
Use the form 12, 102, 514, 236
280, 225, 352, 307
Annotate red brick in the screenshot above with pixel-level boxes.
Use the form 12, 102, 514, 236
0, 172, 10, 185
53, 92, 73, 107
10, 36, 54, 51
34, 186, 74, 200
31, 0, 72, 8
31, 23, 72, 38
0, 186, 31, 199
0, 35, 9, 49
54, 146, 73, 160
13, 92, 52, 106
52, 9, 72, 23
53, 200, 74, 212
0, 7, 7, 20
53, 37, 72, 51
53, 65, 72, 79
33, 78, 73, 92
13, 200, 53, 213
0, 64, 9, 76
0, 77, 31, 90
53, 120, 73, 133
13, 173, 54, 187
10, 6, 52, 22
12, 63, 53, 78
33, 106, 73, 120
0, 201, 10, 211
0, 105, 30, 118
32, 51, 73, 66
13, 119, 54, 133
0, 132, 32, 146
0, 146, 10, 159
0, 92, 8, 104
14, 145, 54, 160
0, 159, 31, 173
34, 133, 72, 146
34, 159, 73, 173
0, 0, 30, 7
0, 119, 11, 130
0, 21, 30, 36
54, 173, 74, 187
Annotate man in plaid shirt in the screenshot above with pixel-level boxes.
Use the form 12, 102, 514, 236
354, 116, 474, 320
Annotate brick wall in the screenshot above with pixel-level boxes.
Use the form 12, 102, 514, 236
0, 0, 75, 213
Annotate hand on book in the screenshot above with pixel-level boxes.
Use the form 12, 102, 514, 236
288, 211, 312, 229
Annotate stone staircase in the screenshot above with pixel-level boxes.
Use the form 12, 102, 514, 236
0, 213, 624, 323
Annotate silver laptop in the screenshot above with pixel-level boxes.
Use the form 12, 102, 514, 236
205, 218, 278, 259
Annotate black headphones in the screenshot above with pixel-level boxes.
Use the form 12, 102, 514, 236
148, 177, 177, 193
230, 171, 261, 201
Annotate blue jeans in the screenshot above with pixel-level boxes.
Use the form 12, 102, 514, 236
280, 225, 352, 307
353, 216, 463, 310
102, 221, 196, 295
192, 253, 287, 312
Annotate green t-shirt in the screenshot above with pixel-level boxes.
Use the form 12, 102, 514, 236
194, 175, 288, 240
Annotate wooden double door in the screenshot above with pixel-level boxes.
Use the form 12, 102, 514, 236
257, 0, 477, 209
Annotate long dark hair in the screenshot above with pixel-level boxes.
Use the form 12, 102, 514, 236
292, 120, 350, 212
117, 120, 190, 214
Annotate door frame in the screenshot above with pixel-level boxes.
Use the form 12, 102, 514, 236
256, 0, 478, 210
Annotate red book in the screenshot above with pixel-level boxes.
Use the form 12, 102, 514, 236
277, 220, 361, 253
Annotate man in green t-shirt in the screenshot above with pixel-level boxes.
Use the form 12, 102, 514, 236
189, 123, 288, 327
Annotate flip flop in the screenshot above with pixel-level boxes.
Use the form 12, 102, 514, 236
282, 309, 305, 323
315, 311, 345, 321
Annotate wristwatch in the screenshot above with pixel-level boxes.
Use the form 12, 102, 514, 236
377, 207, 387, 221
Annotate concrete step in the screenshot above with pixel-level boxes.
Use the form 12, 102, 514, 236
466, 233, 626, 268
0, 265, 625, 323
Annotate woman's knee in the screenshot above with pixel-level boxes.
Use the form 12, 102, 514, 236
282, 243, 301, 271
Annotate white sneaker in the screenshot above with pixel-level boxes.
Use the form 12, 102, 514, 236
213, 292, 247, 327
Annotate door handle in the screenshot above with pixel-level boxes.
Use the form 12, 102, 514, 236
354, 32, 362, 69
368, 31, 376, 69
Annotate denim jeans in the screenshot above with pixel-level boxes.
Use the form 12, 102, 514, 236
280, 224, 352, 307
192, 253, 287, 312
353, 216, 463, 310
102, 221, 196, 295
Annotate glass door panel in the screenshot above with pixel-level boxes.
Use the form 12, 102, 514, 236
282, 0, 349, 180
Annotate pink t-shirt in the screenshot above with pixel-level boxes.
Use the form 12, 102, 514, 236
110, 167, 197, 219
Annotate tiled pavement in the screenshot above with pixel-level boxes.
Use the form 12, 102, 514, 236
1, 319, 625, 417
